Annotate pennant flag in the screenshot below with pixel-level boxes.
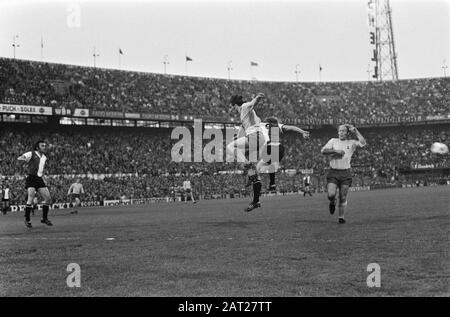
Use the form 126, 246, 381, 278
319, 65, 323, 72
251, 61, 258, 67
119, 48, 124, 55
186, 56, 193, 62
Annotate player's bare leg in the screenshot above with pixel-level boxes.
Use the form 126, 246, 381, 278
38, 187, 53, 226
338, 185, 350, 224
226, 136, 248, 166
24, 188, 37, 228
71, 197, 80, 214
256, 160, 278, 192
327, 183, 338, 215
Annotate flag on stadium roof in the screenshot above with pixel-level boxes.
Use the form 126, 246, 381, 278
319, 64, 323, 72
186, 56, 193, 62
251, 61, 258, 66
119, 48, 124, 55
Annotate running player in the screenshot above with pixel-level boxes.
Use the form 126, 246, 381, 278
182, 179, 197, 204
246, 117, 310, 212
321, 124, 366, 224
17, 140, 53, 228
67, 179, 84, 214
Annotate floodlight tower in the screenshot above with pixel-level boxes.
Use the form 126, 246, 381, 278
367, 0, 399, 81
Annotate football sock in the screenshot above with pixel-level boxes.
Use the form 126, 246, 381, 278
42, 204, 49, 220
338, 206, 345, 219
25, 204, 32, 221
253, 181, 262, 204
269, 173, 275, 187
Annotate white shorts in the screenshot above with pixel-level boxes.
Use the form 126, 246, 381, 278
245, 125, 263, 136
256, 160, 281, 174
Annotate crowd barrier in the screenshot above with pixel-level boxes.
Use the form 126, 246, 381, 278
6, 183, 449, 213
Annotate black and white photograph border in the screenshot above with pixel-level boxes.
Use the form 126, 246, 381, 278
0, 0, 449, 301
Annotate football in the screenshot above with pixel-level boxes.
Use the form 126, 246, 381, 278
430, 142, 449, 154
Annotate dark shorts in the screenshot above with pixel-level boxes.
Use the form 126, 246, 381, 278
261, 143, 285, 164
25, 175, 47, 189
71, 194, 81, 200
244, 132, 285, 164
184, 189, 192, 193
245, 131, 265, 162
326, 169, 352, 187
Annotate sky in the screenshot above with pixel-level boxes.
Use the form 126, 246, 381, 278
0, 0, 448, 82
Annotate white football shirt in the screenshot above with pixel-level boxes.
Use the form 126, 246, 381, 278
68, 183, 84, 195
322, 138, 364, 170
183, 181, 192, 190
240, 102, 261, 135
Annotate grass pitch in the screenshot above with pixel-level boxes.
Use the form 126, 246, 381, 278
1, 186, 449, 296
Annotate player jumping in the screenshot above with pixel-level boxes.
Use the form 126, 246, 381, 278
227, 93, 265, 164
227, 93, 266, 210
18, 140, 53, 228
246, 117, 309, 211
321, 124, 366, 224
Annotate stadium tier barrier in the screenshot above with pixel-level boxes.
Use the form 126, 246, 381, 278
2, 103, 450, 128
8, 183, 450, 213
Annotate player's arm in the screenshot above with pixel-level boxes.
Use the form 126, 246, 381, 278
80, 184, 85, 195
349, 125, 367, 147
236, 126, 245, 139
321, 140, 344, 157
281, 125, 310, 139
67, 184, 73, 196
244, 93, 265, 111
17, 152, 32, 162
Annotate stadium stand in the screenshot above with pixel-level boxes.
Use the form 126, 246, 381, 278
1, 58, 449, 205
1, 58, 449, 122
1, 123, 449, 203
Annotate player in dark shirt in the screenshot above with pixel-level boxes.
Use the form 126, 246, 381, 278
17, 141, 53, 228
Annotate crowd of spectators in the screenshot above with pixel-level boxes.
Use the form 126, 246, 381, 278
1, 58, 449, 122
1, 124, 448, 203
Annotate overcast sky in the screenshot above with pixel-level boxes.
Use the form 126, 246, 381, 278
0, 0, 448, 82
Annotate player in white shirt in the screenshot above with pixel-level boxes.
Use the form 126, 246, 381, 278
227, 93, 266, 209
321, 124, 366, 224
1, 181, 12, 215
67, 179, 85, 214
227, 93, 266, 164
182, 180, 196, 204
303, 175, 313, 197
